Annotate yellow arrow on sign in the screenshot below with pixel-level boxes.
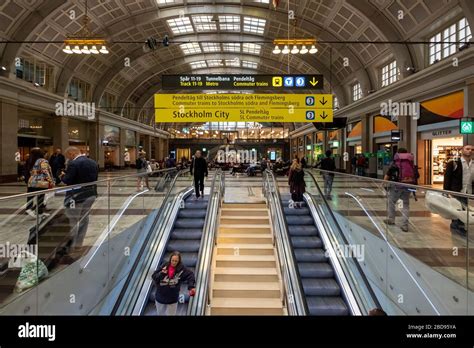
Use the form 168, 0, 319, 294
310, 78, 319, 87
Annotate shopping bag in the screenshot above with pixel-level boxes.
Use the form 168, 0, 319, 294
14, 251, 48, 292
44, 191, 55, 205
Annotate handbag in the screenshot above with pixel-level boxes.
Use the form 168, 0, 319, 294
14, 251, 48, 292
146, 164, 153, 173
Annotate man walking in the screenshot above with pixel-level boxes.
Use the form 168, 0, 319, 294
60, 147, 99, 257
444, 145, 474, 235
190, 150, 208, 199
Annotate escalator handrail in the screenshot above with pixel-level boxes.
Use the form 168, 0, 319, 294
263, 169, 308, 315
304, 170, 382, 313
188, 169, 224, 315
111, 168, 191, 315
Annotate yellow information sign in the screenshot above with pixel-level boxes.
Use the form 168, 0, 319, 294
154, 94, 334, 123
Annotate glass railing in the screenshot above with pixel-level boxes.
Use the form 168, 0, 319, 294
0, 168, 178, 315
307, 168, 472, 315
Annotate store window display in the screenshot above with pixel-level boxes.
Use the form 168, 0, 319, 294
432, 137, 463, 183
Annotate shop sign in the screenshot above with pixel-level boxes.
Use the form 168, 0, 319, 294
432, 130, 452, 137
460, 121, 474, 134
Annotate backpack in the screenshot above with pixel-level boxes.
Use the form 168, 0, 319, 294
393, 153, 417, 184
356, 157, 366, 166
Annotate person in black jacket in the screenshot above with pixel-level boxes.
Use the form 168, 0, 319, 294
190, 150, 208, 199
444, 145, 474, 235
315, 150, 336, 200
49, 148, 66, 185
60, 147, 99, 256
152, 251, 196, 315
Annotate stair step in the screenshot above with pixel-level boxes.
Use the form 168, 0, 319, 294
221, 209, 268, 217
217, 244, 274, 255
217, 234, 273, 244
214, 267, 278, 282
220, 217, 269, 225
215, 255, 276, 268
210, 298, 283, 315
219, 226, 271, 234
222, 203, 266, 209
213, 282, 281, 298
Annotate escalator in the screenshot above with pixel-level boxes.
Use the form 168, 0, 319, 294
280, 194, 349, 315
143, 194, 208, 315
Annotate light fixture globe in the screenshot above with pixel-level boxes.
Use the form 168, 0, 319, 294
300, 45, 308, 54
90, 46, 99, 54
81, 45, 91, 54
282, 45, 290, 54
291, 45, 299, 54
272, 45, 281, 54
62, 45, 73, 54
99, 46, 109, 54
309, 45, 318, 54
72, 45, 82, 54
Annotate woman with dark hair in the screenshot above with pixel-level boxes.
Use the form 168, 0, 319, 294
25, 147, 54, 218
152, 251, 196, 315
288, 159, 306, 208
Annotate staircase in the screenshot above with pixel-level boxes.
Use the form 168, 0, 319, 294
209, 203, 285, 315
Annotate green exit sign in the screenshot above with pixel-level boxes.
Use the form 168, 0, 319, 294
460, 121, 474, 134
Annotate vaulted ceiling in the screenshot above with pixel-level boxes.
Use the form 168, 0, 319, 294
0, 0, 472, 129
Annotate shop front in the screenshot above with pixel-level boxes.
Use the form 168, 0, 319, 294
17, 116, 53, 160
416, 91, 464, 186
68, 120, 89, 155
313, 132, 324, 164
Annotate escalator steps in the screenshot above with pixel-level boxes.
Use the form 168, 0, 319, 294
306, 297, 349, 316
298, 263, 334, 278
174, 218, 205, 229
291, 236, 323, 249
167, 240, 201, 253
294, 249, 327, 262
286, 215, 314, 225
288, 225, 319, 236
171, 229, 203, 240
302, 278, 341, 296
283, 207, 311, 215
178, 210, 207, 219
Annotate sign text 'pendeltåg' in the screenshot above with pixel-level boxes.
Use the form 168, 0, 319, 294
161, 75, 324, 90
154, 94, 333, 123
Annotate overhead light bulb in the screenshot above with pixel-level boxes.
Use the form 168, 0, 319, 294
272, 45, 281, 54
99, 46, 109, 54
291, 45, 299, 54
1, 66, 7, 71
90, 46, 99, 54
72, 45, 82, 54
81, 45, 91, 54
300, 45, 308, 54
309, 45, 318, 54
282, 45, 290, 54
62, 45, 73, 54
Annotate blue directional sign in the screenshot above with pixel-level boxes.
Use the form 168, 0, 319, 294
305, 96, 315, 106
284, 76, 294, 87
295, 76, 306, 87
306, 111, 316, 120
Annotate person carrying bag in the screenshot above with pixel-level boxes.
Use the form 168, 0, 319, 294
25, 148, 54, 219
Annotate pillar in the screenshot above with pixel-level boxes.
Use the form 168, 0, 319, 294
397, 114, 412, 152
154, 137, 162, 161
361, 114, 373, 153
143, 134, 151, 158
88, 122, 104, 169
464, 78, 474, 145
0, 99, 18, 183
52, 116, 69, 152
119, 128, 126, 168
